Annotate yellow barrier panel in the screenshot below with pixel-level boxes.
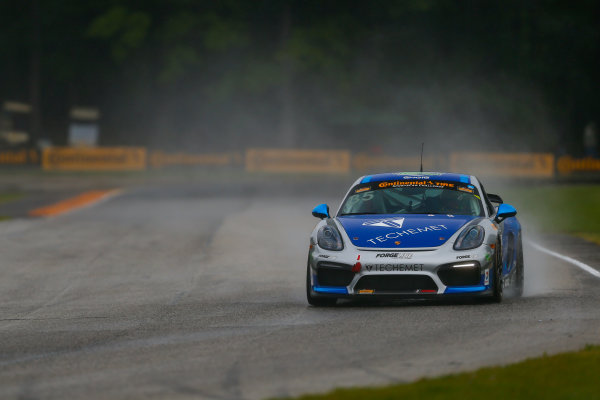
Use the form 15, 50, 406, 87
557, 156, 600, 175
246, 148, 351, 173
149, 151, 241, 168
449, 152, 555, 178
0, 149, 39, 164
352, 153, 441, 171
42, 147, 146, 171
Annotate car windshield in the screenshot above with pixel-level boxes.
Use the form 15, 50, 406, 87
339, 180, 484, 216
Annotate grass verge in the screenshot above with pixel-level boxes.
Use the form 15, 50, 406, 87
499, 184, 600, 244
275, 345, 600, 400
0, 192, 23, 205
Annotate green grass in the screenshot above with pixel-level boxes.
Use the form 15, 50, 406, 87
0, 192, 23, 205
0, 192, 22, 222
500, 184, 600, 244
275, 345, 600, 400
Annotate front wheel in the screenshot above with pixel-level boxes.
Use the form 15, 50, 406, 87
514, 236, 524, 297
491, 240, 504, 303
306, 263, 337, 307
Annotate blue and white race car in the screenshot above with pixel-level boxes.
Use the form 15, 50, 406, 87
307, 172, 523, 306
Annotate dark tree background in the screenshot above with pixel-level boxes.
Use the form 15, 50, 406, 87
0, 0, 598, 154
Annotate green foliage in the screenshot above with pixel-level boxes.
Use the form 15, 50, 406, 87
273, 345, 600, 400
159, 44, 201, 84
87, 6, 151, 62
1, 1, 599, 149
201, 13, 248, 51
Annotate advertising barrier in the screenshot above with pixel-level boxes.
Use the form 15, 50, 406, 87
246, 148, 351, 173
352, 153, 441, 172
556, 156, 600, 176
449, 152, 555, 178
149, 150, 241, 168
8, 145, 597, 181
42, 147, 146, 171
0, 149, 39, 165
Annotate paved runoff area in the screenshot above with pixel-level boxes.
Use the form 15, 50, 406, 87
0, 177, 599, 400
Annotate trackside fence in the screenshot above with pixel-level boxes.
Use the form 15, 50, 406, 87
1, 147, 600, 180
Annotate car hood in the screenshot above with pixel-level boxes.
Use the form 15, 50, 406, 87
337, 214, 477, 249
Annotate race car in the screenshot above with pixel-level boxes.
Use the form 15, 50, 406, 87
306, 172, 523, 306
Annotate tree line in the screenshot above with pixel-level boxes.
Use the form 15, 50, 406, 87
0, 0, 598, 154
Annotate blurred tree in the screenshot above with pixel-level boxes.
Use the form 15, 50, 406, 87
0, 0, 598, 152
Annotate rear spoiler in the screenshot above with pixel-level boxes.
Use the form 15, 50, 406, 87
487, 193, 504, 204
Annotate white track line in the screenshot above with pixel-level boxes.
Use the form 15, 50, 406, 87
528, 241, 600, 278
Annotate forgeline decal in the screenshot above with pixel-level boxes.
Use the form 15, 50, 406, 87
484, 269, 490, 285
364, 264, 424, 272
362, 218, 404, 228
355, 186, 371, 193
378, 180, 456, 188
375, 252, 413, 259
366, 224, 448, 245
456, 254, 471, 259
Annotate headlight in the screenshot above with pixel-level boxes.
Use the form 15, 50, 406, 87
454, 225, 485, 250
317, 225, 344, 251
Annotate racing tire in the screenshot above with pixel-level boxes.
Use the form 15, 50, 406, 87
491, 240, 504, 303
514, 236, 524, 297
306, 263, 337, 307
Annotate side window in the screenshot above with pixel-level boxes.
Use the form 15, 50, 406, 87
477, 180, 495, 216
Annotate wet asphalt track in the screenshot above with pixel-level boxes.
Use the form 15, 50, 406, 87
1, 180, 599, 400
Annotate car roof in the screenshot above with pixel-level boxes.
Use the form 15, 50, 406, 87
358, 172, 473, 185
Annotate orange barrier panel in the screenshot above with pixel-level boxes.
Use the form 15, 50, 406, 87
42, 147, 146, 171
0, 149, 39, 164
449, 152, 555, 178
246, 148, 350, 173
556, 156, 600, 175
149, 150, 242, 168
352, 153, 442, 172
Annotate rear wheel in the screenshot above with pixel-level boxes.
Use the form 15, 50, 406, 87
306, 263, 337, 307
491, 240, 504, 303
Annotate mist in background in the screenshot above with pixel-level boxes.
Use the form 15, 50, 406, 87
1, 0, 598, 155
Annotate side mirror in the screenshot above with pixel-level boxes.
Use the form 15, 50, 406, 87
488, 193, 504, 204
312, 203, 330, 219
495, 203, 517, 223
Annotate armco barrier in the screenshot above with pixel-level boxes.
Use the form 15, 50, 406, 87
0, 149, 39, 164
149, 150, 241, 168
557, 156, 600, 176
449, 152, 555, 178
42, 147, 146, 171
246, 148, 351, 173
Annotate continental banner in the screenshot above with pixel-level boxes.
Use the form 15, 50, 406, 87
352, 153, 441, 171
0, 149, 39, 165
149, 150, 242, 168
42, 147, 146, 171
246, 148, 351, 173
557, 156, 600, 175
449, 152, 555, 178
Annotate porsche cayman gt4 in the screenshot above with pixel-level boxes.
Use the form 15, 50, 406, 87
306, 172, 523, 306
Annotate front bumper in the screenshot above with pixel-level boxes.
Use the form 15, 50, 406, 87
309, 245, 495, 298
